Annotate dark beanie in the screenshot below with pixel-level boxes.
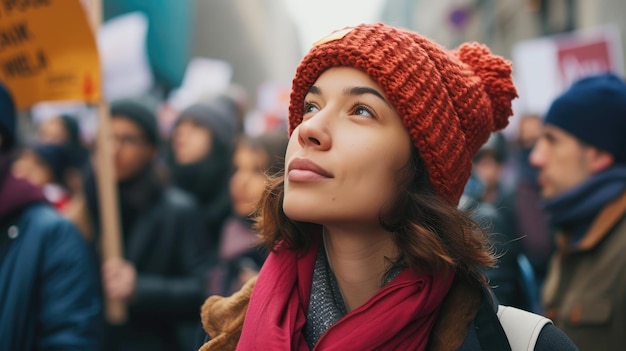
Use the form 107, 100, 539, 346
32, 144, 75, 184
0, 82, 16, 151
110, 99, 159, 146
59, 114, 81, 146
176, 102, 237, 149
545, 73, 626, 162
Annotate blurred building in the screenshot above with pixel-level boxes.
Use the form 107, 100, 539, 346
194, 0, 302, 104
104, 0, 302, 106
379, 0, 626, 68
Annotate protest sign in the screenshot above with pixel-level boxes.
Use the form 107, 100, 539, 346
512, 25, 624, 116
98, 12, 152, 101
0, 0, 101, 108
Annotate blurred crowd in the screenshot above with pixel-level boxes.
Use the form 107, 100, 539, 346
461, 115, 552, 314
0, 75, 551, 350
0, 82, 289, 350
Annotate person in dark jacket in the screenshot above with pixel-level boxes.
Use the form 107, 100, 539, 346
12, 143, 79, 211
514, 113, 553, 285
168, 102, 237, 247
460, 171, 523, 310
0, 82, 102, 350
468, 133, 524, 309
36, 113, 89, 187
197, 23, 577, 351
84, 98, 214, 351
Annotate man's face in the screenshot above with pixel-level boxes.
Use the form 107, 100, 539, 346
38, 116, 69, 144
518, 115, 542, 149
473, 151, 503, 191
530, 124, 600, 198
110, 117, 155, 181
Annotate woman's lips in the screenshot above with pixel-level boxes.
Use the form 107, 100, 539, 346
287, 157, 333, 182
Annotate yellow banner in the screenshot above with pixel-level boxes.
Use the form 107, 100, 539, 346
0, 0, 101, 109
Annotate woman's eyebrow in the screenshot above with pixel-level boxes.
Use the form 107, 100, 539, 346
307, 85, 321, 95
344, 86, 391, 107
306, 85, 392, 108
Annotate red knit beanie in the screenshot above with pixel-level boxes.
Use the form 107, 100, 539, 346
288, 23, 517, 205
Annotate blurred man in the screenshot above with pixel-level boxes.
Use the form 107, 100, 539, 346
83, 98, 214, 351
530, 73, 626, 350
0, 82, 102, 350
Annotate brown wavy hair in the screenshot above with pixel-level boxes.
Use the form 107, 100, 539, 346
254, 146, 495, 281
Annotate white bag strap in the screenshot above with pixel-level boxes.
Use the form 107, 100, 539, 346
497, 305, 552, 351
498, 305, 552, 351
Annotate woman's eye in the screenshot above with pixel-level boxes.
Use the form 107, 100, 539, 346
303, 102, 319, 114
354, 105, 374, 118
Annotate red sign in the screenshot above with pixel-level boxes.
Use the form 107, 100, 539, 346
557, 38, 614, 89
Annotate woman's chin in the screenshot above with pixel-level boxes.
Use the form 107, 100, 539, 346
282, 204, 324, 224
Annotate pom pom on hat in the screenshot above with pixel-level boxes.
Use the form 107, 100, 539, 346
288, 23, 517, 204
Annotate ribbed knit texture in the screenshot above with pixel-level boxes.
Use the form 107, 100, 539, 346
288, 23, 517, 204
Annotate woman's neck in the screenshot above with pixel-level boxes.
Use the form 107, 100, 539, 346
323, 226, 399, 312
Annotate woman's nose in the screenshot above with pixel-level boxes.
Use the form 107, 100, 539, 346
296, 111, 332, 151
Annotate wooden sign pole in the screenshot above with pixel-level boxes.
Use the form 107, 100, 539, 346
85, 0, 127, 324
95, 102, 127, 324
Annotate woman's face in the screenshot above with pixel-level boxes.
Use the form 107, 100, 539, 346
230, 144, 269, 217
38, 116, 69, 144
12, 150, 54, 186
171, 119, 213, 165
283, 67, 412, 227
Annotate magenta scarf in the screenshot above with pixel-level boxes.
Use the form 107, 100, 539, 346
237, 233, 454, 350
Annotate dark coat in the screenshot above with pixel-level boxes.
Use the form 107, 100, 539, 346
461, 176, 523, 309
0, 204, 103, 351
103, 188, 216, 351
205, 216, 267, 297
515, 178, 553, 282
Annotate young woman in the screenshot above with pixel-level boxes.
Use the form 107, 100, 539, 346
168, 102, 237, 246
205, 131, 288, 297
12, 143, 74, 211
11, 143, 93, 239
199, 23, 577, 351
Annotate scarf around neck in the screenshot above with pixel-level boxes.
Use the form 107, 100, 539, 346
236, 231, 454, 351
543, 165, 626, 245
0, 153, 47, 226
84, 162, 163, 241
